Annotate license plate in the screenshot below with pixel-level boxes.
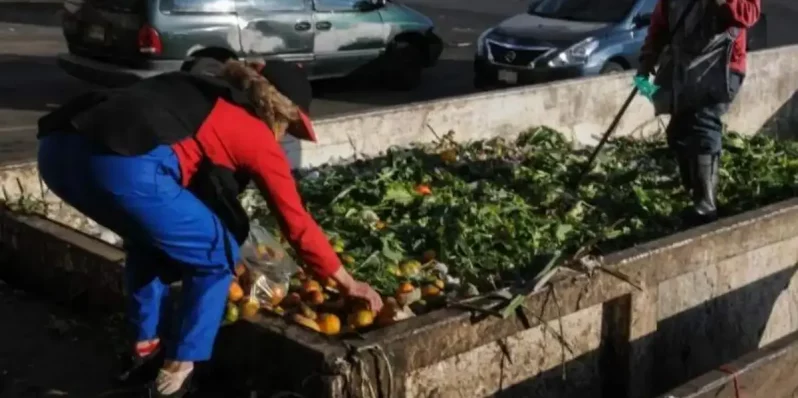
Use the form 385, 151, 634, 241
498, 69, 518, 84
86, 25, 105, 42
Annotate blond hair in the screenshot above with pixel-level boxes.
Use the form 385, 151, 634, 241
218, 59, 300, 136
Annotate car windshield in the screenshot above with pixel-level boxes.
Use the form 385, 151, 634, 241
528, 0, 638, 23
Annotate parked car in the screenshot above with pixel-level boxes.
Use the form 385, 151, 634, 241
474, 0, 768, 88
58, 0, 443, 89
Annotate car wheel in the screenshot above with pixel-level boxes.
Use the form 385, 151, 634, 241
600, 61, 625, 75
383, 40, 424, 91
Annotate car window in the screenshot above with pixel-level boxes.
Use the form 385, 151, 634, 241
160, 0, 235, 13
314, 0, 367, 12
237, 0, 305, 11
528, 0, 639, 23
638, 0, 658, 14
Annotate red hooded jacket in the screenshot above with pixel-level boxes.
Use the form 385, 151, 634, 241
643, 0, 761, 74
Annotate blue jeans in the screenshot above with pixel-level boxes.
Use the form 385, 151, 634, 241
38, 133, 240, 362
666, 72, 744, 155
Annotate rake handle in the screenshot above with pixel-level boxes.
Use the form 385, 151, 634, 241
573, 86, 639, 187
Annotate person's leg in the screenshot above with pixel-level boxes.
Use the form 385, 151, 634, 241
39, 134, 169, 382
665, 112, 693, 194
687, 101, 727, 220
87, 145, 237, 396
125, 246, 167, 346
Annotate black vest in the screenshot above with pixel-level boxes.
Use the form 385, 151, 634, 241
38, 72, 254, 264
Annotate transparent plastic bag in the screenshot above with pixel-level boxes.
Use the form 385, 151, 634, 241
235, 220, 298, 311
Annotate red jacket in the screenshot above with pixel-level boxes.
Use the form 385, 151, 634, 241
644, 0, 761, 74
170, 98, 341, 278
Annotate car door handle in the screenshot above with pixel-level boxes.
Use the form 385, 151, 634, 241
294, 21, 311, 31
316, 21, 332, 31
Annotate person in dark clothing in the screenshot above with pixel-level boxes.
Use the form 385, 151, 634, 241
36, 58, 384, 397
637, 0, 760, 224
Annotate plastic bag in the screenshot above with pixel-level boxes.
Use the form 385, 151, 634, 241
235, 220, 298, 310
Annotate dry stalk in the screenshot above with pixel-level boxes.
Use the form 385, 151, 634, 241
550, 285, 567, 381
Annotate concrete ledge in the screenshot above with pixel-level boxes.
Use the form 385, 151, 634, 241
283, 45, 798, 168
0, 208, 124, 310
659, 330, 798, 398
4, 194, 798, 396
0, 208, 348, 396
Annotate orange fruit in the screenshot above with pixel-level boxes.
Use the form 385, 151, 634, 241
340, 254, 356, 266
234, 263, 247, 278
302, 280, 322, 294
255, 244, 269, 256
298, 303, 318, 320
396, 282, 415, 295
270, 285, 286, 305
414, 184, 432, 196
323, 277, 337, 289
224, 302, 239, 323
307, 290, 325, 305
387, 264, 401, 277
421, 284, 441, 298
228, 281, 245, 302
348, 309, 375, 329
375, 220, 387, 230
240, 299, 259, 318
292, 314, 320, 332
440, 149, 457, 164
317, 313, 341, 336
399, 260, 421, 277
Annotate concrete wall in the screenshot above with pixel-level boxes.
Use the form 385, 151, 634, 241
286, 44, 798, 168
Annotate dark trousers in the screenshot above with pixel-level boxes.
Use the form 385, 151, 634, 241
665, 72, 744, 155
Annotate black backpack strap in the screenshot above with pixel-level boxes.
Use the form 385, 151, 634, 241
190, 136, 247, 270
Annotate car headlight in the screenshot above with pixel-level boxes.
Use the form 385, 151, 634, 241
548, 37, 599, 67
475, 28, 494, 56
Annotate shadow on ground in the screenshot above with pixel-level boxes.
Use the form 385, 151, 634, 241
0, 54, 89, 114
0, 2, 63, 28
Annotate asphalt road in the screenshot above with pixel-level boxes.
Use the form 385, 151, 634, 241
0, 0, 796, 164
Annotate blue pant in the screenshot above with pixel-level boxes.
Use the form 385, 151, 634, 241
38, 133, 240, 361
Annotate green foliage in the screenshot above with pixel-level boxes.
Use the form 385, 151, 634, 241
249, 128, 798, 293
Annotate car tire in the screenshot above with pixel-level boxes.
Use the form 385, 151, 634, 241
600, 61, 626, 75
383, 40, 424, 91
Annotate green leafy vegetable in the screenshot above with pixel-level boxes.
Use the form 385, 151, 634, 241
248, 128, 798, 293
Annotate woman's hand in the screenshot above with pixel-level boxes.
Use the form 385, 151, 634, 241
331, 266, 384, 314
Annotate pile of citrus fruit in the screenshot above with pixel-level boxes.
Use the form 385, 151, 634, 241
223, 256, 463, 335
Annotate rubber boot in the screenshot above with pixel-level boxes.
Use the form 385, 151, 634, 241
687, 154, 719, 225
676, 153, 693, 194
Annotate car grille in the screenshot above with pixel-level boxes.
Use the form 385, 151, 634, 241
488, 43, 548, 67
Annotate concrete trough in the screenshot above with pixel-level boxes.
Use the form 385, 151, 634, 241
4, 196, 798, 397
659, 330, 798, 398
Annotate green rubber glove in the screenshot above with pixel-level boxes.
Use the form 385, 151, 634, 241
633, 75, 659, 101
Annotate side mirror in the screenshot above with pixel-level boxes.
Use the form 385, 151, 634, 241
633, 12, 652, 28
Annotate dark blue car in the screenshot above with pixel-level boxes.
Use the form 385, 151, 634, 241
473, 0, 768, 88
